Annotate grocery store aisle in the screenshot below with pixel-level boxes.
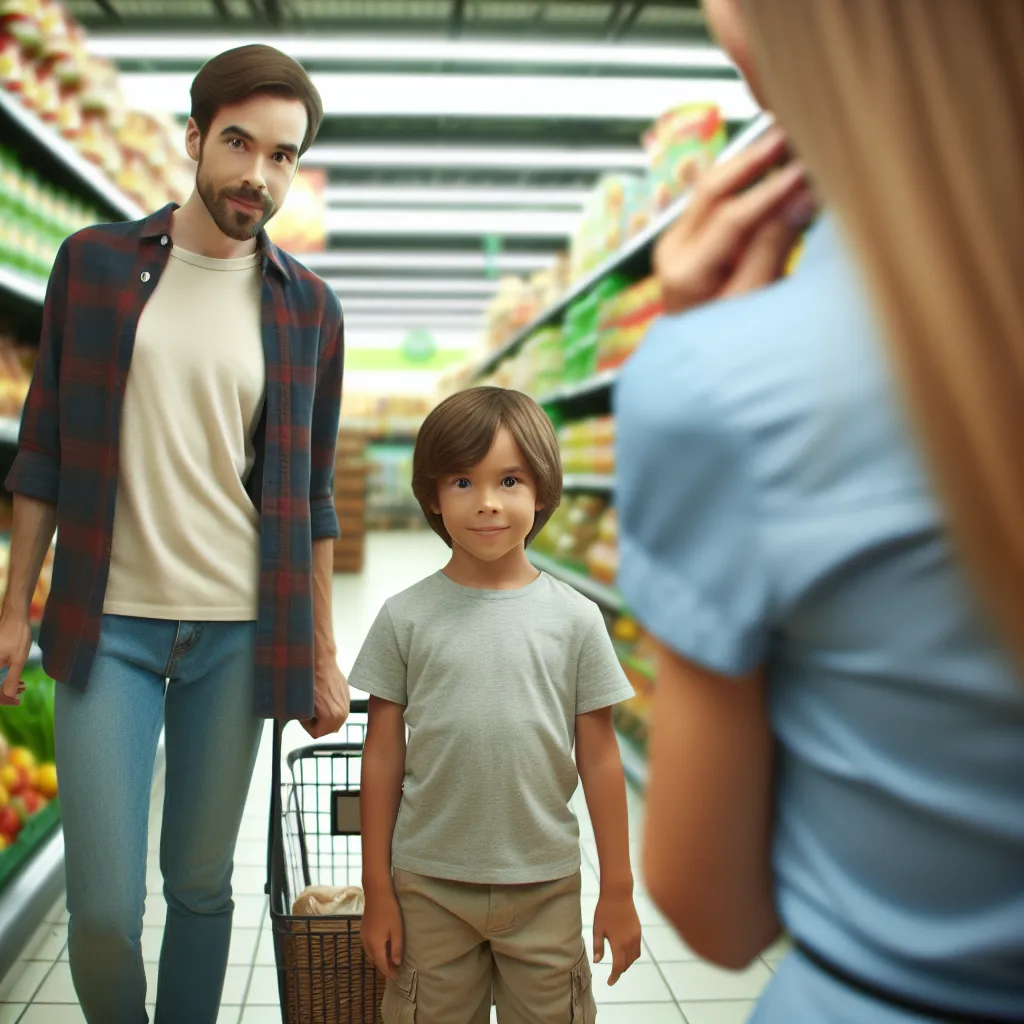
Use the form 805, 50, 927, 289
0, 532, 786, 1023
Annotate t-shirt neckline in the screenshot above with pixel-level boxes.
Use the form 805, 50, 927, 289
435, 569, 546, 600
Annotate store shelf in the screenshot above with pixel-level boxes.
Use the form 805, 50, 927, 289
0, 266, 46, 309
0, 89, 144, 221
0, 418, 20, 448
562, 473, 614, 492
538, 369, 618, 407
615, 731, 647, 789
527, 550, 624, 612
471, 112, 773, 381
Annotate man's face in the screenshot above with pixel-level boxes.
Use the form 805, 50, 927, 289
433, 426, 545, 563
186, 93, 307, 242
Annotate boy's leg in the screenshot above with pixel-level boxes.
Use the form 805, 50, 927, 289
55, 614, 172, 1024
154, 621, 263, 1024
490, 871, 597, 1024
388, 869, 494, 1024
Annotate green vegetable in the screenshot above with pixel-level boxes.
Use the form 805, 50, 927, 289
0, 667, 56, 764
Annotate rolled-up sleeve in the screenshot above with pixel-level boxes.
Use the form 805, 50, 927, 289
310, 288, 344, 540
614, 314, 770, 677
6, 241, 68, 505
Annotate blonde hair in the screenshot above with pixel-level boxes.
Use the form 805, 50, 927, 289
412, 387, 563, 547
742, 0, 1024, 668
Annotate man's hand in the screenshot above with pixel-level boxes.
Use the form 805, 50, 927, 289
361, 887, 404, 980
0, 614, 32, 706
302, 658, 350, 739
593, 892, 643, 986
653, 124, 816, 315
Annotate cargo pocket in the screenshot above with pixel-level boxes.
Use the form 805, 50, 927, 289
381, 962, 418, 1024
570, 948, 597, 1023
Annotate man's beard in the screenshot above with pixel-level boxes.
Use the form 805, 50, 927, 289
197, 165, 275, 242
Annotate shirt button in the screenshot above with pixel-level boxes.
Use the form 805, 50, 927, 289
140, 271, 151, 283
160, 235, 169, 246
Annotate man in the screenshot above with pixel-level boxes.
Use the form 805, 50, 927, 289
0, 45, 348, 1023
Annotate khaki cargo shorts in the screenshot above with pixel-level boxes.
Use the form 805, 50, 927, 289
383, 868, 597, 1023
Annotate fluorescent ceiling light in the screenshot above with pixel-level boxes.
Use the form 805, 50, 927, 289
326, 277, 500, 295
295, 251, 554, 272
341, 298, 488, 313
89, 36, 734, 71
118, 72, 757, 121
324, 186, 590, 209
325, 209, 578, 238
304, 145, 647, 171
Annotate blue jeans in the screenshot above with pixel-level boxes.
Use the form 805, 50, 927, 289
54, 615, 264, 1024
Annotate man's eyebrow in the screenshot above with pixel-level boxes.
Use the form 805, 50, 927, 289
220, 125, 299, 154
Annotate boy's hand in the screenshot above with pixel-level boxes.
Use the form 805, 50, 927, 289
362, 888, 404, 980
593, 893, 643, 985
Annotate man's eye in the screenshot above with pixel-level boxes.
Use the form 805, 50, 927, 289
228, 138, 244, 149
274, 152, 290, 164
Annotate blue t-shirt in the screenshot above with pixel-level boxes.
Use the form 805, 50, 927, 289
615, 216, 1024, 1022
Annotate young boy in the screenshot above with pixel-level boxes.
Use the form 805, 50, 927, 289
352, 386, 642, 1023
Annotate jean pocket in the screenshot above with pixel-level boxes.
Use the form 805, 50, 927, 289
381, 962, 418, 1024
570, 947, 597, 1023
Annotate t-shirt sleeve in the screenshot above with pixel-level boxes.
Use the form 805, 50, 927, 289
347, 603, 408, 705
614, 313, 770, 677
575, 604, 635, 715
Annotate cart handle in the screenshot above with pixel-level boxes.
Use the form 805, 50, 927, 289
265, 699, 371, 898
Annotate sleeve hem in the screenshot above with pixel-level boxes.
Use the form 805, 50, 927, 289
576, 686, 635, 715
5, 450, 60, 505
617, 533, 766, 678
311, 498, 339, 540
349, 677, 408, 707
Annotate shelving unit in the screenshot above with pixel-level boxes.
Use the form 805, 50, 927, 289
0, 82, 148, 978
0, 89, 144, 222
562, 473, 614, 492
471, 113, 772, 384
527, 550, 623, 612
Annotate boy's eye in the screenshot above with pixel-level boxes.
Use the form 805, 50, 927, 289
502, 476, 520, 488
454, 478, 471, 489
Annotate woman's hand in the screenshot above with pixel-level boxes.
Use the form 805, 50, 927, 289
654, 124, 817, 314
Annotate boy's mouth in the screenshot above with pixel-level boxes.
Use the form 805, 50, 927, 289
470, 526, 510, 535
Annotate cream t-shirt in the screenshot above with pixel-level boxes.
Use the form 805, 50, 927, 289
103, 245, 265, 620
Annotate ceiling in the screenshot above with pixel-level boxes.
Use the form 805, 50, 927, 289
62, 0, 749, 334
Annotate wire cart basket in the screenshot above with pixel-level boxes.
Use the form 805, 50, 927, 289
267, 700, 386, 1023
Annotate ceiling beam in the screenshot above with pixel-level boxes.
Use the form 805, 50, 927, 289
265, 0, 283, 26
609, 0, 647, 39
211, 0, 231, 20
450, 0, 466, 39
92, 0, 121, 19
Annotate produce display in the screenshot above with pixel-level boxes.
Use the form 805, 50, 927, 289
340, 393, 429, 439
0, 0, 194, 212
0, 146, 102, 282
0, 663, 58, 857
558, 416, 614, 476
595, 276, 664, 373
610, 613, 656, 755
471, 102, 726, 361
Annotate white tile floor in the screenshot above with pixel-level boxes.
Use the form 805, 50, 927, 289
0, 532, 789, 1022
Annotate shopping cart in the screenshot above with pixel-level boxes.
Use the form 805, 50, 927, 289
266, 699, 386, 1024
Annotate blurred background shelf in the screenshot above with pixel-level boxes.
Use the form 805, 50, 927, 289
527, 550, 624, 612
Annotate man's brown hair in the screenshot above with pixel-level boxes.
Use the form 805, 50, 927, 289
190, 44, 323, 155
412, 387, 563, 548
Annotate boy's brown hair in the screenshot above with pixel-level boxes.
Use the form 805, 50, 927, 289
412, 387, 562, 548
190, 44, 323, 156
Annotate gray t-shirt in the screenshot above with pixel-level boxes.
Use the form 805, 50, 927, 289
349, 570, 634, 884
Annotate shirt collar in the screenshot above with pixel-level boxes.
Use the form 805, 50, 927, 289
140, 202, 291, 282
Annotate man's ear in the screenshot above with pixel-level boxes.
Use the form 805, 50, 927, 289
185, 117, 203, 163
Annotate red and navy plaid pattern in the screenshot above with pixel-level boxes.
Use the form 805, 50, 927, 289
5, 203, 344, 720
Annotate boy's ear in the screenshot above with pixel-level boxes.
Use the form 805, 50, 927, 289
535, 501, 544, 512
430, 502, 441, 515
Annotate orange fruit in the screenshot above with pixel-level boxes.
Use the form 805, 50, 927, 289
35, 764, 58, 799
8, 748, 35, 771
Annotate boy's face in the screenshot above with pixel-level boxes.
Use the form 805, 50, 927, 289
185, 93, 307, 242
432, 426, 544, 563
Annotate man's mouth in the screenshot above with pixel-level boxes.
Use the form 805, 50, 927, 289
227, 195, 264, 215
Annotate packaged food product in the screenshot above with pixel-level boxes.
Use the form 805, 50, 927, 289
644, 103, 727, 212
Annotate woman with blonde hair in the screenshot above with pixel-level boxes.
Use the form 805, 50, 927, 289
614, 0, 1023, 1020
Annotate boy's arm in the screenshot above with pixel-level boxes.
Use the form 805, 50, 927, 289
360, 695, 407, 977
361, 695, 406, 891
576, 706, 642, 984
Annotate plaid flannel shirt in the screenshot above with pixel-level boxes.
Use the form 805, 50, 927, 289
5, 203, 344, 720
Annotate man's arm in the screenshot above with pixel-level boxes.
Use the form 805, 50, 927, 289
0, 496, 57, 703
576, 707, 642, 984
303, 537, 349, 738
309, 291, 344, 543
360, 695, 407, 977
